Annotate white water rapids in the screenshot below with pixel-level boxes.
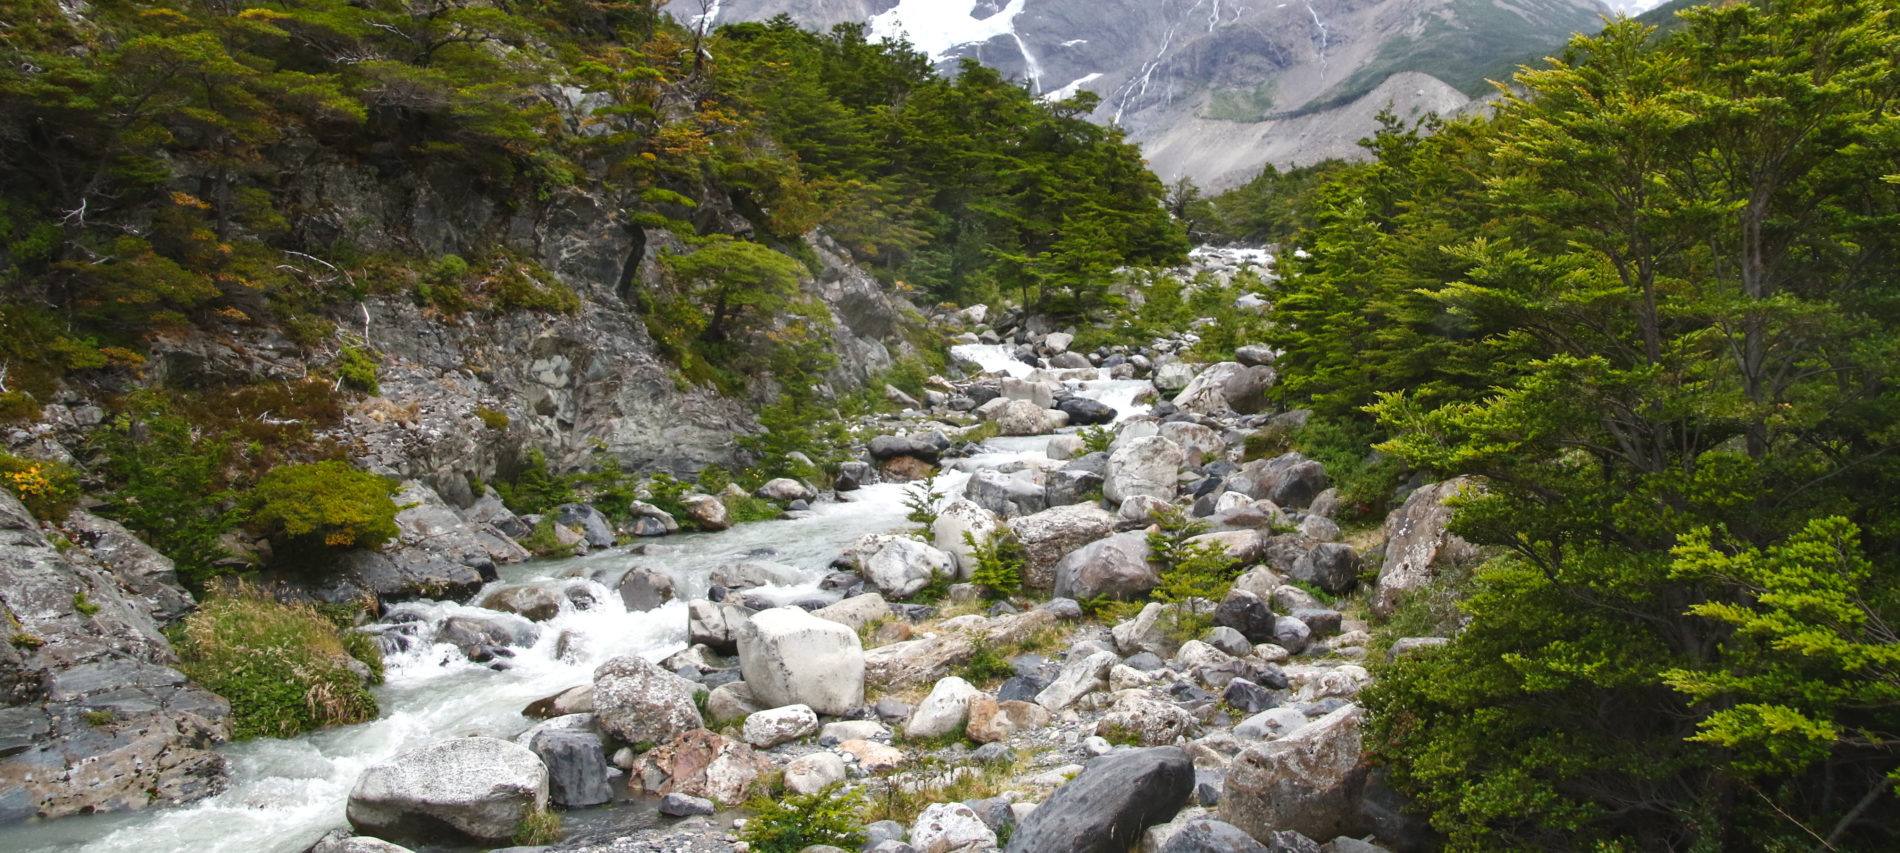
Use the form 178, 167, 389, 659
0, 345, 1156, 853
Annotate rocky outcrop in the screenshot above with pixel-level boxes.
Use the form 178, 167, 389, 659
1372, 478, 1478, 618
346, 736, 549, 844
0, 492, 231, 824
1221, 705, 1369, 844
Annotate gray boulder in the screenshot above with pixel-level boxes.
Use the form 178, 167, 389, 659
1009, 503, 1118, 590
438, 612, 541, 661
1056, 397, 1117, 426
616, 565, 677, 612
679, 494, 731, 531
754, 478, 817, 502
1159, 819, 1270, 853
1103, 436, 1185, 505
1221, 705, 1368, 843
1004, 746, 1195, 853
552, 503, 616, 549
592, 656, 703, 747
1291, 544, 1359, 595
529, 729, 612, 808
1173, 362, 1275, 415
1214, 589, 1277, 645
968, 469, 1050, 519
1052, 531, 1159, 601
1372, 479, 1478, 618
346, 737, 549, 844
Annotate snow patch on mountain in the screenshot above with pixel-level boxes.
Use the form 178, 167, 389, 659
1045, 72, 1103, 102
870, 0, 1028, 63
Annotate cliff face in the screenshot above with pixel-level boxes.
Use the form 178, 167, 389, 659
0, 496, 230, 822
683, 0, 1613, 187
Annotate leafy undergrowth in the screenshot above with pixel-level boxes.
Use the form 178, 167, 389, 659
171, 587, 381, 740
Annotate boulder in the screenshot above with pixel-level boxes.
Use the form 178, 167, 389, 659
784, 750, 849, 795
1214, 590, 1277, 645
1103, 436, 1185, 505
1045, 434, 1086, 461
704, 681, 762, 725
592, 655, 702, 747
1003, 746, 1195, 853
346, 737, 548, 844
1153, 361, 1199, 393
754, 478, 817, 502
737, 607, 865, 715
1173, 363, 1275, 415
970, 468, 1052, 519
1036, 650, 1118, 712
1057, 397, 1117, 426
813, 593, 892, 631
871, 434, 945, 465
981, 399, 1070, 436
1273, 617, 1312, 655
552, 503, 616, 549
1290, 544, 1359, 596
1118, 494, 1171, 525
933, 500, 1005, 577
658, 792, 716, 816
1112, 602, 1184, 658
966, 697, 1053, 744
58, 509, 195, 625
906, 676, 983, 739
1044, 467, 1107, 509
856, 536, 958, 599
624, 501, 680, 536
1372, 479, 1478, 618
1158, 819, 1271, 853
710, 560, 804, 591
1256, 454, 1328, 510
688, 599, 752, 653
1009, 504, 1117, 591
629, 729, 772, 806
678, 494, 730, 531
912, 801, 999, 853
1051, 531, 1160, 601
1158, 422, 1225, 469
477, 584, 570, 622
1221, 705, 1368, 843
616, 565, 677, 612
437, 612, 541, 661
523, 684, 594, 719
1234, 346, 1276, 367
529, 729, 612, 808
309, 834, 418, 853
1097, 691, 1198, 746
1001, 376, 1059, 409
741, 704, 820, 748
864, 635, 977, 690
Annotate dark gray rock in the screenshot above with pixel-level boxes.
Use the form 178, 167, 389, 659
553, 504, 616, 548
1207, 626, 1253, 658
529, 730, 612, 808
1003, 746, 1194, 853
1123, 652, 1167, 672
1214, 589, 1277, 645
997, 676, 1049, 704
1192, 772, 1227, 808
1045, 468, 1106, 509
1273, 616, 1312, 655
1222, 679, 1275, 715
1291, 609, 1343, 639
869, 434, 943, 465
438, 613, 542, 662
1291, 543, 1359, 595
658, 792, 715, 816
1056, 397, 1116, 426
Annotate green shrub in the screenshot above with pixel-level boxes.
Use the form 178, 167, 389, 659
1077, 425, 1115, 456
0, 390, 40, 422
513, 808, 562, 845
724, 493, 782, 524
72, 591, 100, 616
959, 643, 1014, 683
903, 472, 945, 532
334, 346, 380, 396
964, 531, 1024, 598
0, 453, 79, 520
517, 516, 575, 556
1147, 506, 1241, 639
496, 450, 573, 516
172, 588, 379, 739
475, 407, 510, 430
740, 783, 867, 853
245, 461, 400, 550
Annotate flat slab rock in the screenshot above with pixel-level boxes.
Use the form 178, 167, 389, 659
346, 736, 549, 844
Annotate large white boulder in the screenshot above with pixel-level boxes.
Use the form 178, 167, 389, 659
932, 499, 1005, 577
861, 536, 958, 599
737, 607, 865, 716
1373, 478, 1479, 617
905, 676, 984, 740
346, 737, 549, 844
912, 801, 1000, 853
1172, 362, 1276, 415
980, 398, 1070, 436
742, 704, 820, 748
1051, 531, 1160, 601
1103, 435, 1184, 505
592, 656, 703, 747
